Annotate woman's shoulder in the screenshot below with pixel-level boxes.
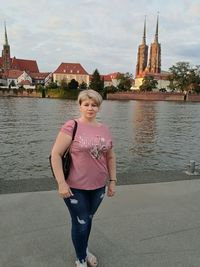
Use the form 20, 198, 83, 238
100, 122, 110, 130
61, 119, 76, 135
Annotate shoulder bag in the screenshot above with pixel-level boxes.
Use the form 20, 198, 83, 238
49, 120, 78, 180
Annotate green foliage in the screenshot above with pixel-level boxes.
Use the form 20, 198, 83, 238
169, 62, 190, 91
46, 88, 79, 99
102, 85, 117, 99
68, 79, 79, 90
104, 85, 117, 93
46, 82, 58, 89
90, 69, 104, 91
60, 78, 68, 90
117, 72, 132, 91
18, 86, 24, 93
168, 62, 200, 92
140, 76, 158, 91
79, 81, 88, 90
188, 65, 200, 93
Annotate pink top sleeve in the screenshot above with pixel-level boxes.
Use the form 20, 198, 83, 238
60, 120, 75, 136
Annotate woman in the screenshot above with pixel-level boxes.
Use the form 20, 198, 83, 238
51, 89, 116, 267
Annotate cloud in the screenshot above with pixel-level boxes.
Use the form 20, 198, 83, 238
0, 0, 200, 74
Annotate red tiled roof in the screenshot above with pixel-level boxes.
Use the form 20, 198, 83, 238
30, 72, 51, 79
4, 70, 23, 79
89, 73, 118, 82
54, 63, 88, 75
107, 72, 121, 79
101, 75, 112, 82
0, 56, 39, 73
18, 80, 32, 86
11, 57, 39, 73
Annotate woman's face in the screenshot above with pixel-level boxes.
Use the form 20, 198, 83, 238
79, 98, 99, 120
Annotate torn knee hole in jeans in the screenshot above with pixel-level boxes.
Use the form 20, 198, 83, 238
100, 193, 105, 199
77, 216, 86, 224
70, 198, 78, 204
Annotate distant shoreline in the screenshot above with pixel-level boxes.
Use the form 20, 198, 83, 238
107, 92, 200, 102
1, 89, 200, 102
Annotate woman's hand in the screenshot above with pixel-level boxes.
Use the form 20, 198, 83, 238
58, 181, 74, 199
107, 181, 116, 197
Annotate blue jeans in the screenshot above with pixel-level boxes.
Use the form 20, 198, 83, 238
64, 186, 106, 263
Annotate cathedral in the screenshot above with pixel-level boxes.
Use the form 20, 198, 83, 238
0, 24, 51, 87
134, 15, 170, 90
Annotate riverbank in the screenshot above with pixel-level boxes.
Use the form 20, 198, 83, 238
1, 170, 200, 194
1, 89, 200, 102
0, 88, 80, 99
107, 91, 200, 102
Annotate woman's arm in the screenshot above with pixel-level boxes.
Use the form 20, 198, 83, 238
51, 131, 74, 198
106, 148, 117, 197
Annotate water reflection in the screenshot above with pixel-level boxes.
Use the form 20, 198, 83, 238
124, 102, 157, 173
133, 101, 156, 143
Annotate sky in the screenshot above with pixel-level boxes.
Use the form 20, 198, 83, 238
0, 0, 200, 75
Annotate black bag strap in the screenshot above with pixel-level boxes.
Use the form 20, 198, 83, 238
72, 120, 78, 141
49, 120, 78, 178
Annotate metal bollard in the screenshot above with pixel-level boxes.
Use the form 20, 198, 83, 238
188, 160, 195, 174
185, 160, 199, 175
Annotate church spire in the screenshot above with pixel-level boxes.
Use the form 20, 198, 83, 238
4, 22, 9, 46
148, 13, 161, 74
2, 22, 11, 70
135, 16, 148, 77
142, 16, 147, 44
154, 13, 159, 43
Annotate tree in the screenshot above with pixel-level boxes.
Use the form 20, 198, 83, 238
169, 62, 200, 92
46, 82, 58, 89
79, 81, 87, 90
117, 72, 132, 91
188, 65, 200, 93
60, 78, 68, 90
169, 62, 191, 91
68, 79, 79, 90
90, 69, 104, 91
140, 76, 158, 91
102, 85, 117, 99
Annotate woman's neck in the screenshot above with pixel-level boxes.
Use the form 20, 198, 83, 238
79, 117, 98, 125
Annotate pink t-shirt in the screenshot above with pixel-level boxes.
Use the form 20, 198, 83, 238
61, 119, 113, 190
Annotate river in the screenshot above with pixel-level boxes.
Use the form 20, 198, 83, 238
0, 97, 200, 181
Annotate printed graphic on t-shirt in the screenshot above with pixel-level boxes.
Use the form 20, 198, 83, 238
78, 135, 110, 159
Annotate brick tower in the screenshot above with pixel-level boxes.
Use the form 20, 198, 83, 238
135, 17, 148, 77
148, 15, 161, 73
2, 22, 11, 71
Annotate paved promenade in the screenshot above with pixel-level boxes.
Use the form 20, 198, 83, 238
1, 179, 200, 267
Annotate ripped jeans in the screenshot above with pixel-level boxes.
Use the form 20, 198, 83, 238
64, 186, 106, 263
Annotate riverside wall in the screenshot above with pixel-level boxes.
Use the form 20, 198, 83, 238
107, 92, 200, 102
0, 89, 41, 98
1, 89, 200, 102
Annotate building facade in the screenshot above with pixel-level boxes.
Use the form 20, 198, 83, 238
53, 63, 90, 86
134, 15, 170, 90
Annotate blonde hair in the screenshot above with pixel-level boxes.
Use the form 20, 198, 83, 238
78, 89, 103, 107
